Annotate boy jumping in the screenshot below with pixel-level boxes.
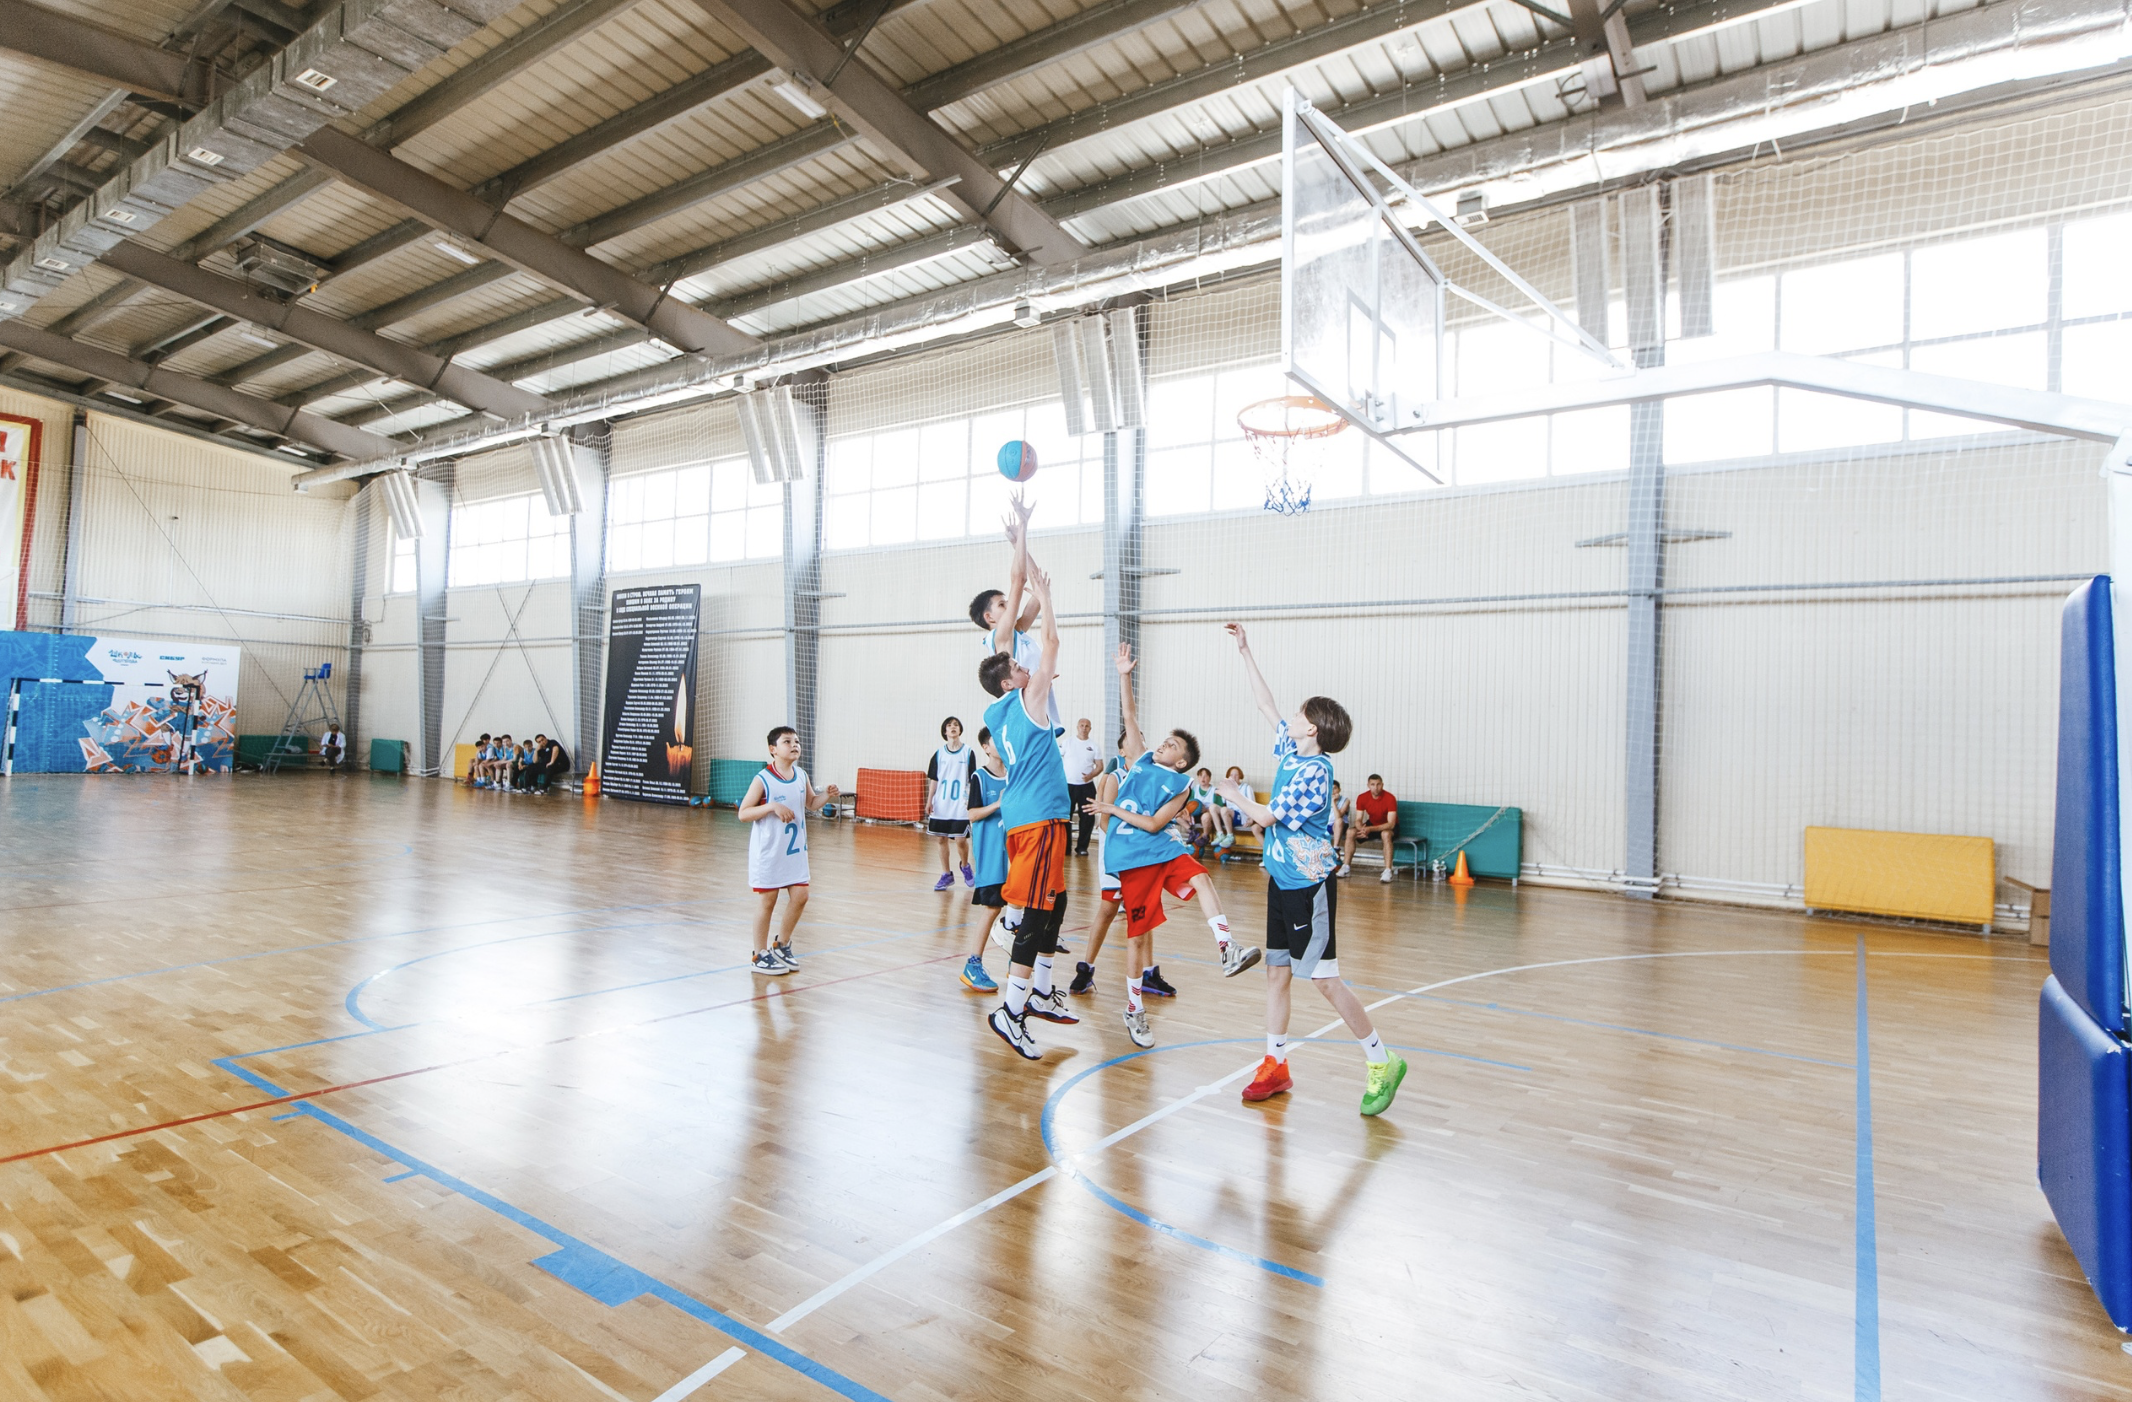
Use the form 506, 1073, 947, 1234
978, 562, 1078, 1059
970, 494, 1063, 728
1084, 642, 1261, 1047
737, 725, 837, 976
1217, 623, 1406, 1117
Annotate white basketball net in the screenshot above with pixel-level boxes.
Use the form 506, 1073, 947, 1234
1238, 395, 1349, 515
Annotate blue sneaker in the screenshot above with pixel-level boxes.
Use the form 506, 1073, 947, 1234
960, 956, 997, 992
934, 871, 956, 892
961, 863, 975, 888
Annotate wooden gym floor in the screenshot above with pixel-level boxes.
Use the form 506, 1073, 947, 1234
0, 774, 2122, 1401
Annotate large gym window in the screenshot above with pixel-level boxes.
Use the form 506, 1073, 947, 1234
448, 493, 571, 588
824, 400, 1096, 551
607, 457, 782, 572
389, 530, 416, 594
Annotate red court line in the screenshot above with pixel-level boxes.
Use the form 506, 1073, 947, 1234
1, 951, 960, 1166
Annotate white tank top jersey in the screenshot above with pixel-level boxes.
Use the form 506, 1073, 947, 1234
748, 764, 811, 889
980, 625, 1063, 730
929, 744, 973, 821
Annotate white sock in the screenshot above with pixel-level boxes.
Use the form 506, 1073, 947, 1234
1005, 976, 1031, 1016
1208, 914, 1230, 948
1267, 1033, 1288, 1062
1126, 977, 1143, 1014
1002, 906, 1025, 934
1361, 1030, 1389, 1065
1033, 955, 1054, 997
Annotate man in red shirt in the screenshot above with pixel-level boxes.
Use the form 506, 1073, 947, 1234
1341, 774, 1399, 883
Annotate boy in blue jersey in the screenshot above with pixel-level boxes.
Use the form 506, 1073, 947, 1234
977, 563, 1079, 1059
1217, 623, 1407, 1117
959, 726, 1009, 993
1084, 642, 1262, 1047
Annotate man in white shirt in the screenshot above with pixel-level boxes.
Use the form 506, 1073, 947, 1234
1062, 717, 1102, 856
319, 726, 347, 774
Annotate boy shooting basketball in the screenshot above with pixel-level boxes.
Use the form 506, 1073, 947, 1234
1084, 642, 1261, 1047
1218, 624, 1406, 1117
978, 561, 1078, 1058
737, 725, 838, 976
971, 494, 1062, 727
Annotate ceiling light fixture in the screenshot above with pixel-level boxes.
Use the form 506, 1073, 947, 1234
433, 239, 482, 266
292, 67, 338, 92
105, 389, 144, 404
186, 145, 225, 166
771, 76, 828, 121
103, 207, 138, 224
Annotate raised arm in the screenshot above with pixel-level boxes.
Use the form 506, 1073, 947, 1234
996, 495, 1036, 652
1115, 643, 1145, 760
1224, 622, 1282, 728
1023, 566, 1062, 718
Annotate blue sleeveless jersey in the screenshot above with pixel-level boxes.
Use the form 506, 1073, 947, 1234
984, 688, 1068, 830
1262, 721, 1337, 889
1104, 752, 1193, 874
971, 766, 1009, 887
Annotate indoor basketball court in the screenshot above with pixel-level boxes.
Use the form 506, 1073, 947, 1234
2, 0, 2132, 1397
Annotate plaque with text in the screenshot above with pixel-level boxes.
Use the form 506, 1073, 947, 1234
598, 584, 700, 804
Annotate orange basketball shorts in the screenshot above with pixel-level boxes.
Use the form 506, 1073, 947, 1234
1117, 852, 1209, 938
1003, 819, 1070, 910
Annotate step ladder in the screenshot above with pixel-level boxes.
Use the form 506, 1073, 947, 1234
265, 662, 342, 773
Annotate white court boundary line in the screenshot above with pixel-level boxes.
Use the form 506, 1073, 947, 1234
652, 1346, 745, 1400
764, 945, 2002, 1335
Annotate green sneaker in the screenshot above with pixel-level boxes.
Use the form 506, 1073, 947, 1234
1360, 1054, 1407, 1116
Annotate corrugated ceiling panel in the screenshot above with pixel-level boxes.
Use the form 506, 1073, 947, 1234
589, 144, 901, 268
33, 0, 221, 45
0, 57, 120, 193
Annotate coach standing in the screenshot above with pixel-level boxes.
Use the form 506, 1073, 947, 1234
1063, 717, 1102, 856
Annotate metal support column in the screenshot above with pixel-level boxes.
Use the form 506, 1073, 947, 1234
59, 409, 85, 633
414, 468, 453, 777
1621, 184, 1667, 897
569, 427, 610, 775
1101, 307, 1149, 753
345, 488, 370, 762
784, 382, 827, 760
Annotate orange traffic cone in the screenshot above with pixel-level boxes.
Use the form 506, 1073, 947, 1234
1448, 850, 1475, 887
584, 762, 600, 798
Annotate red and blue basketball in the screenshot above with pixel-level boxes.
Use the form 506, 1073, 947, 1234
996, 440, 1039, 482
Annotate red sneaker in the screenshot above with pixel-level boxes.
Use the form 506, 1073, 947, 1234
1242, 1055, 1293, 1102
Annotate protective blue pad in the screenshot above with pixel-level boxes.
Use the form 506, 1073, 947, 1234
11, 680, 114, 772
2053, 577, 2125, 1031
2039, 973, 2132, 1330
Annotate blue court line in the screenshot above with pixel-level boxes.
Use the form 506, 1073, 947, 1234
1855, 937, 1881, 1401
216, 1057, 891, 1402
1039, 1036, 1528, 1287
1358, 985, 1855, 1069
383, 1169, 420, 1182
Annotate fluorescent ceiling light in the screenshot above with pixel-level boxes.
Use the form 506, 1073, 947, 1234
433, 239, 483, 266
237, 327, 278, 348
104, 389, 144, 404
771, 78, 828, 120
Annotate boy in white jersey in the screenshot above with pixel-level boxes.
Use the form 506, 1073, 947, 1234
925, 716, 978, 891
1084, 643, 1262, 1046
1217, 624, 1405, 1117
969, 494, 1064, 729
737, 725, 838, 976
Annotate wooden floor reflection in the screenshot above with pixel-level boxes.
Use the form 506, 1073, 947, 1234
0, 774, 2119, 1400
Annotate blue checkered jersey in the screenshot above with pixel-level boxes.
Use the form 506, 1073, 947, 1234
971, 765, 1009, 887
984, 688, 1069, 830
1262, 720, 1337, 889
1104, 752, 1194, 875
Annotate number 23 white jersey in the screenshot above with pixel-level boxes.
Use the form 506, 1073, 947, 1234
748, 764, 811, 889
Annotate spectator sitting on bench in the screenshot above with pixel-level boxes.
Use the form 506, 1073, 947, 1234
1329, 779, 1350, 853
468, 734, 492, 785
1222, 765, 1262, 847
1340, 773, 1399, 883
514, 737, 537, 791
320, 725, 347, 774
489, 735, 516, 790
534, 735, 570, 791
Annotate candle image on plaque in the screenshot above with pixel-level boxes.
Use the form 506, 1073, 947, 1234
665, 673, 693, 779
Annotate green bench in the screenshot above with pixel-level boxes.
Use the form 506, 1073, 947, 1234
1389, 802, 1523, 882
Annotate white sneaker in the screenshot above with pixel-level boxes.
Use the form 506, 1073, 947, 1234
1220, 942, 1263, 978
1336, 864, 1351, 878
1379, 868, 1396, 884
751, 950, 790, 976
988, 1006, 1041, 1059
773, 942, 800, 969
1122, 1006, 1154, 1048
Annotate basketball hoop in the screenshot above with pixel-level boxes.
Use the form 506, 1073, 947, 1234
1238, 395, 1348, 515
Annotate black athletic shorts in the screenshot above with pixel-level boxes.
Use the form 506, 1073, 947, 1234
971, 883, 1005, 909
927, 817, 970, 836
1265, 877, 1339, 979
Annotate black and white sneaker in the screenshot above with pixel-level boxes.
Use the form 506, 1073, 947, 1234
752, 950, 791, 976
1122, 1006, 1154, 1048
1024, 988, 1080, 1024
988, 1006, 1041, 1059
1068, 961, 1095, 995
1141, 965, 1178, 998
1220, 943, 1263, 978
773, 942, 800, 970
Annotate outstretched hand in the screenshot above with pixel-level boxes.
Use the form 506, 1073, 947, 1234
1028, 564, 1053, 602
1004, 491, 1035, 541
1114, 642, 1135, 676
823, 783, 839, 801
1224, 622, 1250, 652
